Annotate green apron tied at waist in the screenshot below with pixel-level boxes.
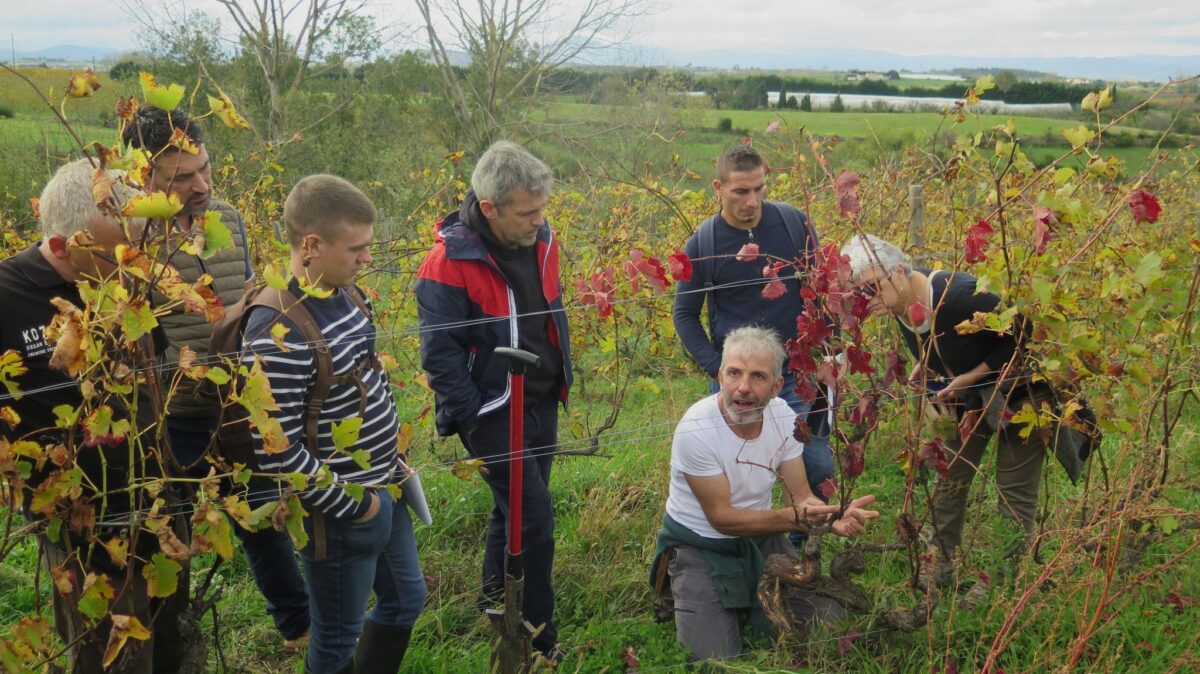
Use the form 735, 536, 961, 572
650, 513, 772, 637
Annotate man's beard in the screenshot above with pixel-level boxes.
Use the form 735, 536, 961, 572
720, 390, 764, 425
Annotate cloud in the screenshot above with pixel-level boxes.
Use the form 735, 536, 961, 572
639, 0, 1200, 58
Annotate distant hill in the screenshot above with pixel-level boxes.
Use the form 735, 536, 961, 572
14, 44, 119, 62
626, 46, 1200, 82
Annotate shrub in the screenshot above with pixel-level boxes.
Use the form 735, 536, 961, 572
717, 117, 733, 132
830, 94, 845, 112
0, 104, 13, 119
109, 61, 141, 81
799, 94, 812, 112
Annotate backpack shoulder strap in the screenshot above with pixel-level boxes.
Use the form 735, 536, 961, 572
246, 287, 333, 453
343, 284, 373, 320
696, 214, 721, 329
773, 202, 817, 266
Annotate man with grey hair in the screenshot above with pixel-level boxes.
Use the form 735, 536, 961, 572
650, 326, 878, 662
0, 159, 187, 672
416, 140, 572, 663
839, 233, 1047, 583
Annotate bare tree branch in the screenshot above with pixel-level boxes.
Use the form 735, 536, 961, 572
417, 0, 649, 154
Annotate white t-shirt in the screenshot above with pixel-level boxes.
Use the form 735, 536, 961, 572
665, 395, 804, 539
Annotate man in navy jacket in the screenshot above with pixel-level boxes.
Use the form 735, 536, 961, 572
672, 144, 835, 506
416, 141, 572, 663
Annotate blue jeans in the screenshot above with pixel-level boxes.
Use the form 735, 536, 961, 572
301, 492, 427, 674
167, 417, 310, 640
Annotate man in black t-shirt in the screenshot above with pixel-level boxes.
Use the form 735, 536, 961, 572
840, 234, 1046, 585
0, 159, 186, 673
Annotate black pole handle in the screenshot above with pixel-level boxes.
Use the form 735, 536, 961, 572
493, 347, 541, 375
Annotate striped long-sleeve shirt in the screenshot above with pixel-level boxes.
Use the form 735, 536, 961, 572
242, 283, 399, 520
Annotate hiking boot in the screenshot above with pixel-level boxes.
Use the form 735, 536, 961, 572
353, 620, 412, 674
283, 629, 310, 653
533, 643, 566, 669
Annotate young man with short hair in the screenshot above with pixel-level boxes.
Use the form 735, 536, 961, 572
242, 175, 426, 674
672, 145, 836, 510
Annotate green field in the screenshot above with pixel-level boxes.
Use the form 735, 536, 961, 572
539, 101, 1173, 176
0, 115, 111, 154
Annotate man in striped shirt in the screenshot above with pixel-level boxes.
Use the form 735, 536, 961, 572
243, 175, 425, 674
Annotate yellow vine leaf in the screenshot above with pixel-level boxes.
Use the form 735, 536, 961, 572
331, 417, 364, 451
270, 322, 292, 353
124, 191, 183, 220
0, 350, 28, 400
208, 93, 250, 129
65, 69, 101, 98
102, 536, 129, 569
169, 127, 200, 155
141, 553, 182, 598
138, 72, 184, 111
396, 422, 413, 457
102, 615, 152, 668
78, 573, 116, 620
451, 458, 487, 482
46, 298, 87, 377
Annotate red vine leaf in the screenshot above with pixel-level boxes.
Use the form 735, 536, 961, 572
816, 478, 837, 500
833, 171, 862, 217
735, 243, 760, 262
907, 303, 929, 326
964, 219, 994, 263
843, 442, 864, 478
846, 346, 875, 374
761, 278, 787, 300
1128, 189, 1162, 224
667, 250, 693, 282
1033, 206, 1057, 255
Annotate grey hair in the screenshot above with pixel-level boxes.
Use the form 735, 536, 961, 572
471, 141, 554, 207
39, 159, 136, 239
721, 326, 787, 378
840, 233, 912, 280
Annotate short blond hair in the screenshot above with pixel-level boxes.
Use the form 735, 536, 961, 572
283, 174, 376, 247
39, 159, 136, 238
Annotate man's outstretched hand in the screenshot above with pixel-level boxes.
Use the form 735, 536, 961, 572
830, 494, 879, 537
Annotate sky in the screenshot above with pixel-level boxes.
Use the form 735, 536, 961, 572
5, 0, 1200, 60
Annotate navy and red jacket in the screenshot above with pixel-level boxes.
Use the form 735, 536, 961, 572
416, 209, 573, 437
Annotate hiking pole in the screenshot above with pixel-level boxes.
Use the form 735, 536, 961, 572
488, 347, 542, 674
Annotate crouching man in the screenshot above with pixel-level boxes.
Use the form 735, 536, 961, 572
651, 326, 878, 662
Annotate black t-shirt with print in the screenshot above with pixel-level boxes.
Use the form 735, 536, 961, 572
0, 245, 163, 522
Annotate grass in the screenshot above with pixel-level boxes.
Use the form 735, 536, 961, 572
0, 115, 112, 155
6, 361, 1197, 672
0, 66, 134, 121
538, 101, 1181, 179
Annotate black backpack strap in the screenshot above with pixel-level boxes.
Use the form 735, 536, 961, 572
697, 214, 720, 331
773, 202, 817, 272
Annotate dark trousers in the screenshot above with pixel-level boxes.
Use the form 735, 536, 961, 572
458, 397, 559, 653
43, 530, 188, 673
167, 417, 310, 640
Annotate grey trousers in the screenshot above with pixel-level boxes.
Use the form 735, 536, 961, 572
668, 533, 843, 661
